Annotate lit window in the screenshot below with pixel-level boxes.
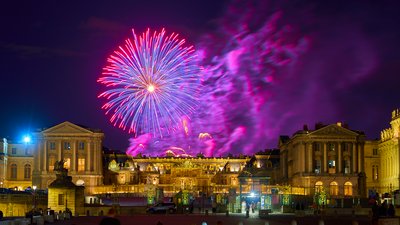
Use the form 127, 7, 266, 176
330, 182, 339, 196
64, 158, 70, 169
328, 160, 336, 174
315, 181, 323, 193
49, 157, 55, 171
11, 164, 17, 179
344, 160, 351, 174
78, 158, 85, 171
373, 166, 379, 180
24, 164, 31, 179
344, 182, 353, 196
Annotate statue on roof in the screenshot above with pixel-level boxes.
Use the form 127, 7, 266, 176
54, 160, 68, 177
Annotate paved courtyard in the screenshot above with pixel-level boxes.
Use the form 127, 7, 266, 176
52, 214, 373, 225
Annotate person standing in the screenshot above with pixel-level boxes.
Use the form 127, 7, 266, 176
99, 208, 120, 225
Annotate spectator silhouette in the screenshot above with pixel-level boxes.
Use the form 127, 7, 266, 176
388, 203, 395, 217
99, 208, 120, 225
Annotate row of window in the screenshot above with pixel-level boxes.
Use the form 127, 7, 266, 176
314, 159, 351, 174
49, 141, 86, 150
10, 164, 31, 179
48, 157, 86, 171
315, 181, 353, 196
10, 148, 31, 155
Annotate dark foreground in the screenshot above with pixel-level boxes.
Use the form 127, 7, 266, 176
52, 214, 375, 225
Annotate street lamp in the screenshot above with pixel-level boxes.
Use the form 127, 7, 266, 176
32, 185, 37, 210
23, 135, 31, 144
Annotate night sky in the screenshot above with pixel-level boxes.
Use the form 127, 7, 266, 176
1, 0, 399, 154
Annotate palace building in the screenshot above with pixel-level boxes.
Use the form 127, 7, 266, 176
0, 109, 400, 215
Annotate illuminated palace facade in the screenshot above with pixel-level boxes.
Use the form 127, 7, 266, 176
0, 109, 400, 206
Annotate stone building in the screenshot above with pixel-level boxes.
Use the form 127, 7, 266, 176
32, 121, 104, 194
279, 122, 372, 200
379, 109, 400, 194
0, 138, 34, 190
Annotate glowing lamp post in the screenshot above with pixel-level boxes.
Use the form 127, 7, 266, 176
32, 185, 37, 210
23, 135, 31, 144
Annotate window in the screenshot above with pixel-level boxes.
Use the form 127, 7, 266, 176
344, 160, 351, 174
373, 149, 378, 156
315, 181, 323, 193
373, 165, 379, 180
64, 158, 70, 169
328, 160, 336, 174
315, 160, 321, 174
330, 182, 339, 196
313, 143, 322, 151
12, 148, 17, 154
11, 164, 17, 179
24, 164, 31, 179
58, 194, 65, 205
49, 157, 55, 171
78, 158, 85, 171
329, 143, 335, 151
344, 182, 353, 196
49, 142, 56, 150
63, 142, 70, 150
342, 142, 349, 151
78, 142, 85, 150
25, 148, 30, 155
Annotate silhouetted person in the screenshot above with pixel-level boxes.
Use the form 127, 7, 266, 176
388, 203, 395, 217
99, 208, 120, 225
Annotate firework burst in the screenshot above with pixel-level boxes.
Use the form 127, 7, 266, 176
98, 28, 200, 137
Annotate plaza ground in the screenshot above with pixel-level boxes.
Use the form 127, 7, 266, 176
51, 213, 374, 225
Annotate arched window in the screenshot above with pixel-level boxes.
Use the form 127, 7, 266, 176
344, 182, 353, 196
24, 164, 31, 179
315, 181, 323, 193
11, 164, 17, 179
330, 181, 339, 196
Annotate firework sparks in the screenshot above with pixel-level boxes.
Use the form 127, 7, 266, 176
98, 28, 201, 138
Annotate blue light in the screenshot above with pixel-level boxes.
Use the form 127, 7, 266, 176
23, 135, 31, 144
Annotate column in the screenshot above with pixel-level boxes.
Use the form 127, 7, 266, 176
304, 142, 309, 173
57, 140, 62, 161
93, 141, 97, 173
72, 140, 77, 172
359, 143, 364, 173
338, 142, 342, 173
323, 142, 327, 173
88, 140, 92, 172
38, 140, 43, 173
352, 143, 357, 173
309, 143, 314, 173
335, 142, 339, 173
98, 140, 103, 175
42, 140, 47, 171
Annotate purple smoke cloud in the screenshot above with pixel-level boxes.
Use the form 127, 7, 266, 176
127, 0, 378, 157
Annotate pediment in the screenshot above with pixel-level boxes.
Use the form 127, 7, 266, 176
42, 121, 93, 134
309, 124, 359, 137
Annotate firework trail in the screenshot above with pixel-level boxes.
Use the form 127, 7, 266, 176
98, 29, 201, 138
